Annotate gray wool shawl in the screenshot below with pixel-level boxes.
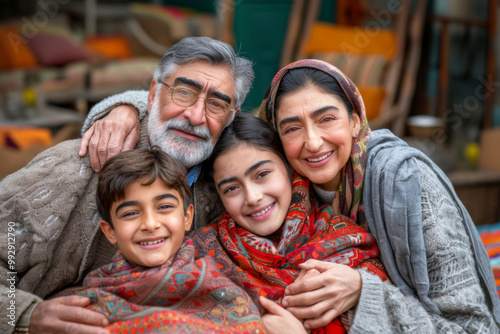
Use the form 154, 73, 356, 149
363, 129, 500, 323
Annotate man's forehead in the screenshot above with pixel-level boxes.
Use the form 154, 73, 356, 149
169, 62, 234, 87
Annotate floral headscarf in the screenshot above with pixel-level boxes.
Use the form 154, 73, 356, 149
259, 59, 371, 229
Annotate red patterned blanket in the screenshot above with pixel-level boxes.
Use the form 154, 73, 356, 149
190, 173, 387, 331
59, 238, 263, 333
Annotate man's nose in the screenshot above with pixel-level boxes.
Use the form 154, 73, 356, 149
184, 97, 207, 126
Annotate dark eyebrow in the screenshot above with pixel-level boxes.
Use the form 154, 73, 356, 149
174, 77, 202, 90
174, 77, 232, 104
217, 176, 237, 191
216, 160, 272, 191
278, 105, 339, 130
115, 193, 179, 214
245, 160, 272, 176
155, 193, 179, 203
115, 200, 138, 214
311, 105, 339, 118
208, 88, 232, 104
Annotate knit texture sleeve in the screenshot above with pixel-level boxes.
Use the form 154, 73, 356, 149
81, 90, 150, 135
350, 160, 499, 333
0, 140, 104, 334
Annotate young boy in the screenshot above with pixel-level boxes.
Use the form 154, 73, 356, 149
57, 148, 263, 334
96, 147, 194, 269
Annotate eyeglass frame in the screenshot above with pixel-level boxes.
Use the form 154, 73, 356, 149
157, 79, 235, 121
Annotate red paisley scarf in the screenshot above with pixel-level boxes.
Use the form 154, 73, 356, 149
190, 173, 387, 332
57, 238, 264, 334
259, 59, 371, 230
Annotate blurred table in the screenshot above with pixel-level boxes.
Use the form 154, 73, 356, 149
447, 169, 500, 226
0, 104, 84, 129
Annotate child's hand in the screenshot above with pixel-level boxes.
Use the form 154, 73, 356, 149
259, 295, 309, 334
282, 260, 361, 329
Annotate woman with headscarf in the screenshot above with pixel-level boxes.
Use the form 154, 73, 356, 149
259, 59, 500, 333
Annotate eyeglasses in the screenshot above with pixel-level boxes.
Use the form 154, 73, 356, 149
158, 80, 234, 120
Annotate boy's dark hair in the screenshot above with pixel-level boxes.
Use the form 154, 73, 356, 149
96, 148, 192, 227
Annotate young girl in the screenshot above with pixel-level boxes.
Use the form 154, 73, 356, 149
190, 112, 388, 333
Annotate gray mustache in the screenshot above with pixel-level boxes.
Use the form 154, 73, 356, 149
165, 119, 211, 141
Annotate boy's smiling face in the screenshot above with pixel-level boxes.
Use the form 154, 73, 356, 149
100, 178, 193, 267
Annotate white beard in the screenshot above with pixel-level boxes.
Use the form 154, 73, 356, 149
147, 94, 215, 168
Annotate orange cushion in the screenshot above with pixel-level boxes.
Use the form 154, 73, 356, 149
358, 87, 386, 120
0, 127, 53, 150
84, 35, 132, 59
0, 24, 38, 70
303, 22, 397, 59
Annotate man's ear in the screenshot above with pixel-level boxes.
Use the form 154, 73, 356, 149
147, 80, 157, 114
236, 108, 241, 113
100, 220, 117, 245
184, 204, 194, 232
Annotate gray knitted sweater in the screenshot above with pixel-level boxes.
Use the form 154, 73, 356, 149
312, 130, 500, 332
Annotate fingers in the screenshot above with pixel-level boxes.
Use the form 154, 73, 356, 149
122, 127, 140, 152
260, 296, 309, 334
282, 285, 328, 308
303, 308, 339, 330
298, 259, 334, 272
56, 295, 92, 307
30, 297, 109, 334
285, 272, 325, 297
285, 298, 335, 320
59, 302, 109, 327
295, 267, 320, 282
83, 105, 141, 172
259, 296, 287, 316
87, 123, 111, 172
79, 125, 95, 157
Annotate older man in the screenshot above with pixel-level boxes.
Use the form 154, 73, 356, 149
0, 37, 253, 334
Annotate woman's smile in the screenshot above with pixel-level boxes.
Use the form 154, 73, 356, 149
304, 151, 334, 167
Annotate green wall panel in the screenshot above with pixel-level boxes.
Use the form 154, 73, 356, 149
233, 0, 292, 112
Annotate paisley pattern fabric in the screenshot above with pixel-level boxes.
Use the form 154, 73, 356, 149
190, 173, 387, 331
259, 59, 371, 230
58, 238, 264, 334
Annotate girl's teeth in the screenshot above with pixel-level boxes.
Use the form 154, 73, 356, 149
307, 152, 332, 162
139, 238, 165, 245
250, 204, 273, 217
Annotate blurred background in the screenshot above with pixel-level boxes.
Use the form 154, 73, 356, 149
0, 0, 499, 226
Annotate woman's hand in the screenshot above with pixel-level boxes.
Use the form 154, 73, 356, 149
259, 296, 308, 334
79, 105, 140, 172
282, 260, 361, 329
29, 296, 109, 333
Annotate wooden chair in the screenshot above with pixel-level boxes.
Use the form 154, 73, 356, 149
281, 0, 427, 135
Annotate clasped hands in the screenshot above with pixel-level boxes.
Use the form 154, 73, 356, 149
260, 260, 361, 333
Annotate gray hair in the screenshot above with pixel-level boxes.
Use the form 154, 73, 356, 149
153, 37, 254, 110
